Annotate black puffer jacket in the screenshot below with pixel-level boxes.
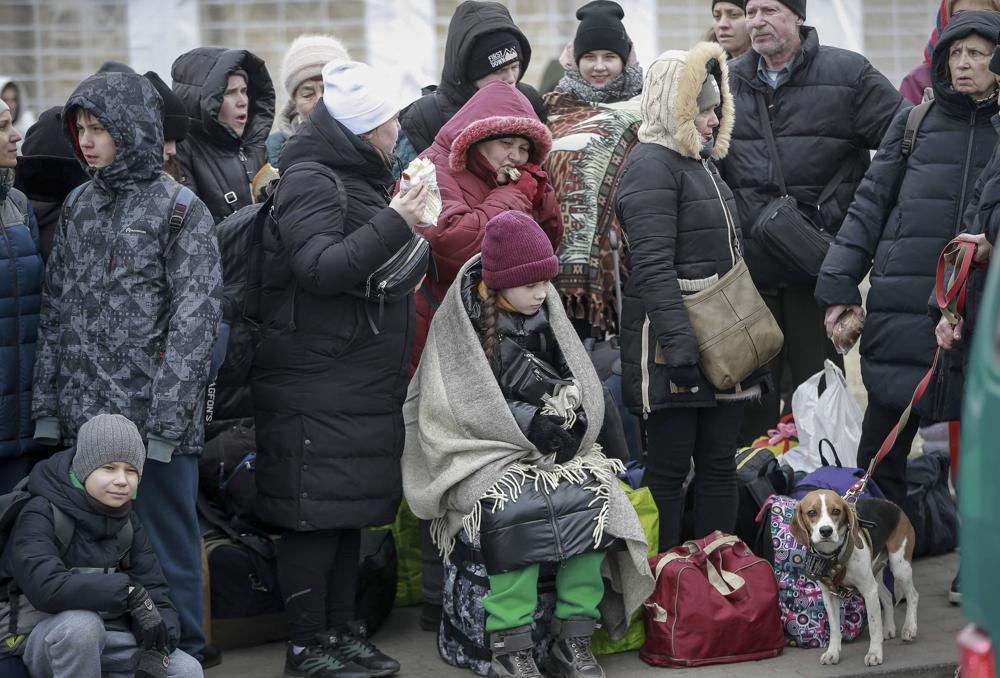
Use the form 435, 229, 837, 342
815, 11, 1000, 413
961, 118, 1000, 343
616, 43, 768, 415
171, 48, 275, 223
250, 102, 415, 532
399, 1, 546, 155
0, 449, 180, 644
720, 27, 904, 289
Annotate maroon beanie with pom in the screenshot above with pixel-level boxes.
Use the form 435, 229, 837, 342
481, 211, 559, 290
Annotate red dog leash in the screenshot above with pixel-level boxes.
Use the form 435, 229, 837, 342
843, 238, 980, 504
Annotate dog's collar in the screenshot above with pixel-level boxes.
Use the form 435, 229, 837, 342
806, 532, 854, 595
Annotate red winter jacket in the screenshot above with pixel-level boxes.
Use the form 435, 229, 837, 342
409, 81, 563, 375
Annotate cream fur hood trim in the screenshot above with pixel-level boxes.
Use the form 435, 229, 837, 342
637, 41, 734, 161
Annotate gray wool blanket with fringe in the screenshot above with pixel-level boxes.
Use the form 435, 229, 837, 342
402, 254, 654, 640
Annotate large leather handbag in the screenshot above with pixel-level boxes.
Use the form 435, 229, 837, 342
640, 532, 785, 668
682, 192, 783, 391
750, 93, 848, 280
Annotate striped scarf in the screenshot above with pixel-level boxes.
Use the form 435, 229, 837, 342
925, 0, 950, 65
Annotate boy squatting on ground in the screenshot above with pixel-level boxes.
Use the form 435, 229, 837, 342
0, 414, 203, 678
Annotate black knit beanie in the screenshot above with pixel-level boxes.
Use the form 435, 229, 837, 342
776, 0, 806, 19
144, 71, 189, 142
574, 0, 631, 64
712, 0, 746, 9
466, 32, 521, 84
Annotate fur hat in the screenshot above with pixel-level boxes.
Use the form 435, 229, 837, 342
574, 0, 631, 64
281, 34, 350, 101
72, 414, 146, 481
466, 31, 522, 83
322, 59, 399, 135
481, 211, 558, 290
144, 71, 189, 142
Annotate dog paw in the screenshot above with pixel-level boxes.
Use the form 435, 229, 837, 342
864, 650, 884, 666
820, 649, 840, 665
883, 626, 896, 640
901, 623, 917, 642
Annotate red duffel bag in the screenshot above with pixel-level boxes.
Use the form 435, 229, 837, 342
640, 531, 784, 667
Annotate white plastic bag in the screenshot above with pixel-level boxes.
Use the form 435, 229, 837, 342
784, 360, 863, 473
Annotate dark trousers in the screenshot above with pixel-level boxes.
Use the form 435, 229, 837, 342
741, 286, 844, 444
643, 401, 745, 551
278, 528, 361, 645
132, 455, 205, 657
419, 520, 443, 606
0, 452, 40, 494
856, 400, 921, 507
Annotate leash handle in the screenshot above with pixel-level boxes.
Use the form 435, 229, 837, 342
844, 239, 976, 503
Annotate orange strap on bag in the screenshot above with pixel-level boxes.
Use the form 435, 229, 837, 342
843, 239, 978, 504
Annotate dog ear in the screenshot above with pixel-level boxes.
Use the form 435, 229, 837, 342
790, 502, 811, 547
846, 502, 864, 549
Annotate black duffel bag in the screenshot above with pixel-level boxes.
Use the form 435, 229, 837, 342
902, 450, 959, 557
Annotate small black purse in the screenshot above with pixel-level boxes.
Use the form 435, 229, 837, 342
750, 93, 850, 280
364, 233, 432, 302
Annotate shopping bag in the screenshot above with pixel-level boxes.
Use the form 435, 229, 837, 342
785, 360, 862, 473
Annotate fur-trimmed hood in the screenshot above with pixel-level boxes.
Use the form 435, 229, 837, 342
638, 42, 734, 161
430, 81, 552, 172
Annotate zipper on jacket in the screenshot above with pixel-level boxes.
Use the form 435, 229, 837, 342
1, 223, 22, 448
955, 112, 978, 235
539, 488, 565, 561
640, 315, 652, 418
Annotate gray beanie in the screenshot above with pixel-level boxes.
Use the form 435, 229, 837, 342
72, 414, 147, 481
697, 74, 721, 112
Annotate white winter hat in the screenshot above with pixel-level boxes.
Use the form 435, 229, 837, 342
281, 34, 350, 101
322, 59, 399, 136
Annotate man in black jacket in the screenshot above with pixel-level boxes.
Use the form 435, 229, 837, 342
171, 47, 275, 223
395, 0, 547, 168
719, 0, 904, 441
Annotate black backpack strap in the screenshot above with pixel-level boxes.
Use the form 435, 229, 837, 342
117, 517, 134, 570
49, 503, 75, 556
60, 181, 91, 228
902, 100, 934, 158
164, 184, 197, 253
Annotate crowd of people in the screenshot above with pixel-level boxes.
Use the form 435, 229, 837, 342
0, 0, 994, 677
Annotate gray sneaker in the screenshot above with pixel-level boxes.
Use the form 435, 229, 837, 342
543, 618, 605, 678
488, 625, 542, 678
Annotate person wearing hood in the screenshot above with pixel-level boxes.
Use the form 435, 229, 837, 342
615, 43, 770, 551
711, 1, 751, 59
0, 97, 43, 494
171, 47, 276, 222
900, 0, 1000, 105
0, 78, 36, 152
13, 107, 89, 260
251, 58, 428, 678
31, 71, 223, 662
266, 34, 350, 166
719, 0, 904, 444
144, 71, 190, 172
411, 81, 562, 376
396, 0, 548, 168
0, 414, 202, 677
818, 10, 1000, 510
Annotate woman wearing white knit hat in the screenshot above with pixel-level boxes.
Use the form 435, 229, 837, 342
251, 57, 428, 678
266, 34, 350, 165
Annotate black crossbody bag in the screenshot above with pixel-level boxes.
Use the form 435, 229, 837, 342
751, 92, 851, 280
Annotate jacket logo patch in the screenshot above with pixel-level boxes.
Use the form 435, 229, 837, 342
489, 48, 518, 69
123, 227, 148, 235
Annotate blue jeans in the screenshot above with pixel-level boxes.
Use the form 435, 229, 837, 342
132, 455, 205, 657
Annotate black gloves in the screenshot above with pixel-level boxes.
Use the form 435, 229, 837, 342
666, 364, 700, 390
528, 412, 579, 464
127, 584, 171, 655
133, 648, 170, 678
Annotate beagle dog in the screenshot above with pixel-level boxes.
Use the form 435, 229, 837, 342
790, 490, 919, 667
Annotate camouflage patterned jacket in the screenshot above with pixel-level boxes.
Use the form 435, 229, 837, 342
31, 72, 223, 458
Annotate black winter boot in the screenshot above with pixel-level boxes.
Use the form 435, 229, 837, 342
283, 637, 368, 678
488, 625, 543, 678
324, 622, 401, 677
544, 617, 605, 678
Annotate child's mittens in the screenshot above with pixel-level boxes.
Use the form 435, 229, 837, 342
133, 649, 171, 678
126, 584, 171, 654
528, 411, 579, 463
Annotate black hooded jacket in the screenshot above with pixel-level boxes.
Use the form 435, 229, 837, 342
399, 1, 546, 154
719, 27, 904, 290
0, 449, 180, 644
250, 103, 414, 531
171, 48, 275, 223
815, 11, 1000, 413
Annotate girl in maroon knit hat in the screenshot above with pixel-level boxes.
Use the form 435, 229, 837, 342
403, 210, 655, 678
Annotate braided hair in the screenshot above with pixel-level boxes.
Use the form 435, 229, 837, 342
481, 286, 501, 376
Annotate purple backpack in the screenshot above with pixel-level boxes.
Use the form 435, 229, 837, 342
791, 440, 886, 501
763, 496, 867, 647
